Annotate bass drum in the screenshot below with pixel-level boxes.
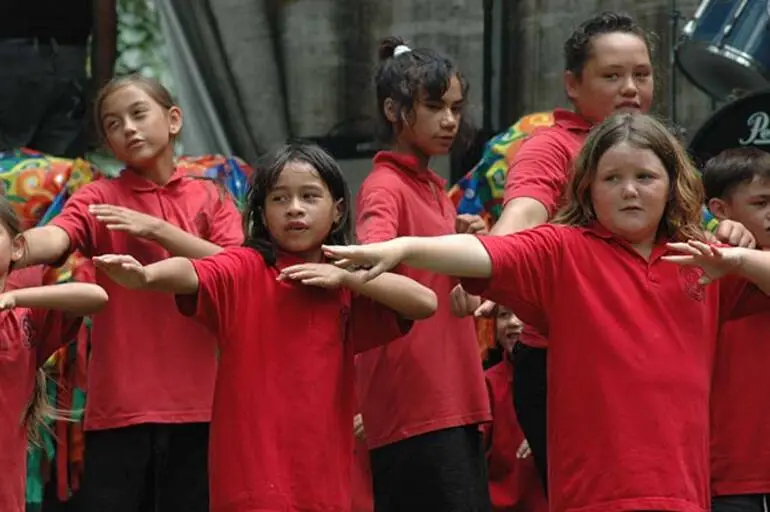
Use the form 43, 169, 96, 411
677, 0, 770, 99
688, 89, 770, 166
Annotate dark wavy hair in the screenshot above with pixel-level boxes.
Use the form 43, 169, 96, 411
243, 143, 353, 265
374, 36, 473, 147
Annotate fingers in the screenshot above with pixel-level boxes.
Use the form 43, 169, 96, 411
363, 262, 388, 282
93, 254, 141, 266
740, 232, 757, 249
516, 440, 531, 459
474, 299, 497, 318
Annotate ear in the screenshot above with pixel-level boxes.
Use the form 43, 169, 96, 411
564, 70, 580, 103
333, 198, 344, 224
383, 98, 398, 124
168, 106, 183, 136
707, 197, 731, 220
11, 234, 25, 265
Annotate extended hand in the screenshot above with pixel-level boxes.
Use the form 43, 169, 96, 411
0, 293, 17, 310
278, 263, 357, 289
663, 240, 743, 284
92, 254, 149, 289
89, 204, 162, 239
322, 240, 407, 282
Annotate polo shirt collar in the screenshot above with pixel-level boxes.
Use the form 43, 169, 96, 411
117, 166, 186, 192
374, 151, 447, 189
553, 109, 592, 133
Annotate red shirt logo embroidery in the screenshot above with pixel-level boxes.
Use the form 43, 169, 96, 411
679, 266, 706, 302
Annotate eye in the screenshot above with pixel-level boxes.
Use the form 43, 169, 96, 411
604, 73, 620, 80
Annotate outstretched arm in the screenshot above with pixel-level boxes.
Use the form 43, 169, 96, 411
93, 254, 199, 294
0, 283, 108, 316
323, 234, 492, 282
665, 241, 770, 293
279, 263, 437, 320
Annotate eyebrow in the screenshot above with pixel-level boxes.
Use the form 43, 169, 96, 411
101, 101, 150, 119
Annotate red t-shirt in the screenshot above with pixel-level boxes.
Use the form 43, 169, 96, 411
463, 224, 767, 512
50, 167, 243, 430
355, 151, 491, 448
503, 109, 590, 349
0, 308, 81, 512
711, 312, 770, 496
483, 359, 548, 512
176, 247, 409, 512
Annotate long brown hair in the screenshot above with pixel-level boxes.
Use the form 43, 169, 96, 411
0, 196, 77, 444
553, 114, 705, 242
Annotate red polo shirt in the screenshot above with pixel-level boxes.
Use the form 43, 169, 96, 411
177, 247, 408, 511
711, 312, 770, 496
463, 224, 767, 512
355, 151, 491, 448
483, 359, 548, 512
0, 308, 81, 512
50, 167, 243, 430
504, 109, 590, 349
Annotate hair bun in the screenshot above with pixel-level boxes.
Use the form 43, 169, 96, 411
378, 36, 407, 61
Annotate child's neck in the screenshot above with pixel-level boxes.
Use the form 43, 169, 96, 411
131, 147, 176, 186
392, 140, 431, 170
630, 239, 655, 260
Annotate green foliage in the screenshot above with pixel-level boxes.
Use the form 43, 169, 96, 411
115, 0, 174, 91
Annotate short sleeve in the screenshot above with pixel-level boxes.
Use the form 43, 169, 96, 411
27, 308, 83, 366
462, 225, 564, 336
347, 293, 410, 354
504, 132, 573, 216
356, 185, 401, 244
176, 247, 260, 345
49, 183, 103, 258
208, 189, 245, 248
720, 276, 770, 322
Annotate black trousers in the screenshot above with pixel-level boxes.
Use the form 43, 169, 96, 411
512, 343, 548, 494
370, 425, 491, 512
712, 494, 769, 512
74, 423, 209, 512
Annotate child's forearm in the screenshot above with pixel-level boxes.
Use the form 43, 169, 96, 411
144, 257, 200, 294
10, 283, 108, 315
736, 248, 770, 295
398, 235, 493, 277
150, 222, 224, 259
346, 272, 437, 320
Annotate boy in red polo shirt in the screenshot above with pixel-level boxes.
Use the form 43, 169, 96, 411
482, 306, 547, 512
703, 148, 770, 512
355, 36, 491, 511
17, 75, 243, 511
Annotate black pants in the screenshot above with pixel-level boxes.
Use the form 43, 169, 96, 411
0, 38, 88, 157
75, 423, 209, 512
512, 343, 548, 494
370, 425, 491, 512
712, 494, 769, 512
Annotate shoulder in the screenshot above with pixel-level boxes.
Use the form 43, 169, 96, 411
361, 164, 406, 191
517, 126, 577, 155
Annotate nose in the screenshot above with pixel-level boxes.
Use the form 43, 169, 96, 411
620, 75, 639, 97
440, 108, 458, 130
286, 196, 305, 216
621, 180, 639, 199
123, 117, 137, 135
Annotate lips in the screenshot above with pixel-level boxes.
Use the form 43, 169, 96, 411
286, 221, 309, 231
616, 102, 641, 110
127, 138, 145, 149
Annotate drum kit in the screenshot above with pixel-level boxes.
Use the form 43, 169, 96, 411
674, 0, 770, 163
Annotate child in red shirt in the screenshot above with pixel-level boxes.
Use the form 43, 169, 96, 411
482, 306, 547, 512
703, 148, 770, 512
355, 35, 491, 512
17, 75, 244, 511
325, 114, 770, 512
92, 143, 438, 512
0, 196, 108, 512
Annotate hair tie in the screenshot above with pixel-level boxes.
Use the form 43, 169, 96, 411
393, 44, 412, 57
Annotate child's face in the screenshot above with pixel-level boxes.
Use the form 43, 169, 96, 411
711, 176, 770, 248
101, 84, 182, 169
263, 161, 341, 261
565, 32, 654, 125
496, 307, 523, 354
395, 75, 464, 157
590, 141, 670, 246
